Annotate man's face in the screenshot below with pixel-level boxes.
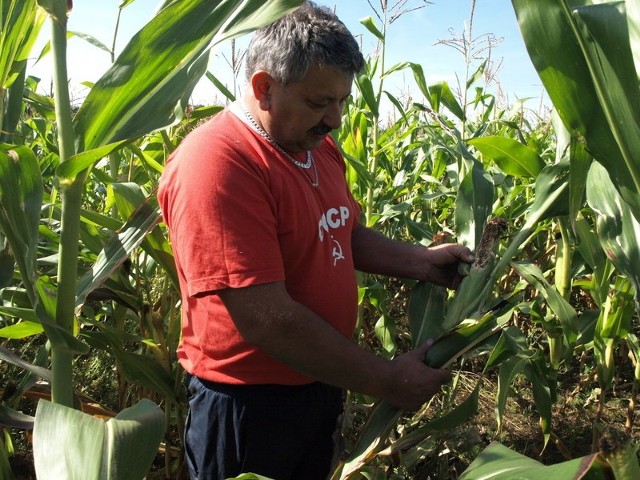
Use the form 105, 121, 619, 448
263, 64, 353, 153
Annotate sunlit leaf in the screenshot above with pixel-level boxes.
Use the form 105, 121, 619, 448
459, 442, 605, 479
468, 136, 546, 178
359, 16, 384, 41
74, 0, 304, 152
0, 321, 43, 339
33, 399, 166, 480
512, 0, 640, 221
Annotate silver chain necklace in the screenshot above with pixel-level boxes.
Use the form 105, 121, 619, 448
241, 103, 319, 187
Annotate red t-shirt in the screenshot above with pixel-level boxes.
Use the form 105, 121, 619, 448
158, 108, 361, 385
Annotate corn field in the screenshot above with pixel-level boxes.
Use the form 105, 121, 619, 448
1, 0, 639, 479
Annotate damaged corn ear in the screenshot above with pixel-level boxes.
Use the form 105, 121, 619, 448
442, 217, 507, 331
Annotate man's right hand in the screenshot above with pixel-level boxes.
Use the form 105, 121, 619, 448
381, 339, 452, 411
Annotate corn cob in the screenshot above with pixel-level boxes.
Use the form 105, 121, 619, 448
441, 217, 507, 331
338, 312, 501, 479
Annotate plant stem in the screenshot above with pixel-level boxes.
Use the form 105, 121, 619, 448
50, 0, 80, 408
364, 9, 387, 226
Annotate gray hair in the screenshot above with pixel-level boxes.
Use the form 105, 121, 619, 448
245, 1, 365, 85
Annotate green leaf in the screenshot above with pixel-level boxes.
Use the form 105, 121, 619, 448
495, 356, 527, 431
459, 442, 605, 479
427, 81, 465, 120
524, 359, 554, 446
0, 0, 45, 90
407, 281, 447, 347
355, 73, 379, 118
455, 160, 494, 251
0, 321, 43, 339
387, 62, 429, 100
512, 0, 640, 222
33, 399, 166, 480
359, 16, 384, 41
0, 306, 38, 322
586, 162, 640, 308
572, 3, 640, 222
0, 404, 34, 430
205, 71, 236, 101
0, 145, 42, 299
0, 345, 52, 381
385, 382, 482, 456
101, 400, 167, 480
55, 141, 128, 182
82, 330, 175, 401
512, 261, 579, 349
75, 189, 177, 308
74, 0, 304, 152
468, 136, 546, 178
374, 314, 396, 357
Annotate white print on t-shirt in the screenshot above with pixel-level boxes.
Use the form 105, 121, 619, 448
318, 206, 350, 265
331, 236, 345, 266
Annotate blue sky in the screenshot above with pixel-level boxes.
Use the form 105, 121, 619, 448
29, 0, 546, 109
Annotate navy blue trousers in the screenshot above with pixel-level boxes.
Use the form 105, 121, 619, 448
184, 374, 343, 480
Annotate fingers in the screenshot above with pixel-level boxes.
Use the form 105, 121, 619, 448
383, 341, 452, 410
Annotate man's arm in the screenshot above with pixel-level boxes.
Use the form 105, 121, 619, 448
351, 224, 474, 288
217, 281, 450, 411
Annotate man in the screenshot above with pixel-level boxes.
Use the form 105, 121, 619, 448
158, 2, 474, 479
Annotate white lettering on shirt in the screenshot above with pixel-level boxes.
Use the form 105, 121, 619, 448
318, 206, 350, 242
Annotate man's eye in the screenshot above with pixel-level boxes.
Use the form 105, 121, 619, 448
309, 101, 327, 109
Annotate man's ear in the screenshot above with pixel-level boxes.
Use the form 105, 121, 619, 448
250, 71, 274, 110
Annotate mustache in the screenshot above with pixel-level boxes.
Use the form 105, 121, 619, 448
308, 123, 333, 136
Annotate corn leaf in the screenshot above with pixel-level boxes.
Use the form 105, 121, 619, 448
75, 193, 172, 309
0, 321, 43, 339
0, 146, 84, 351
0, 404, 34, 430
355, 73, 379, 117
110, 183, 178, 288
0, 346, 52, 381
468, 136, 546, 178
586, 162, 640, 310
407, 282, 447, 347
459, 442, 606, 480
485, 326, 535, 431
511, 261, 579, 350
511, 0, 640, 222
359, 16, 384, 41
82, 330, 175, 401
0, 0, 45, 90
382, 381, 482, 457
33, 399, 166, 480
455, 159, 495, 251
74, 0, 304, 152
0, 145, 42, 297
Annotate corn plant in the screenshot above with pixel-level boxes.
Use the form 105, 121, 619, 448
512, 0, 640, 451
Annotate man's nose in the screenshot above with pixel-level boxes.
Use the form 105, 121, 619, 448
323, 102, 343, 130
